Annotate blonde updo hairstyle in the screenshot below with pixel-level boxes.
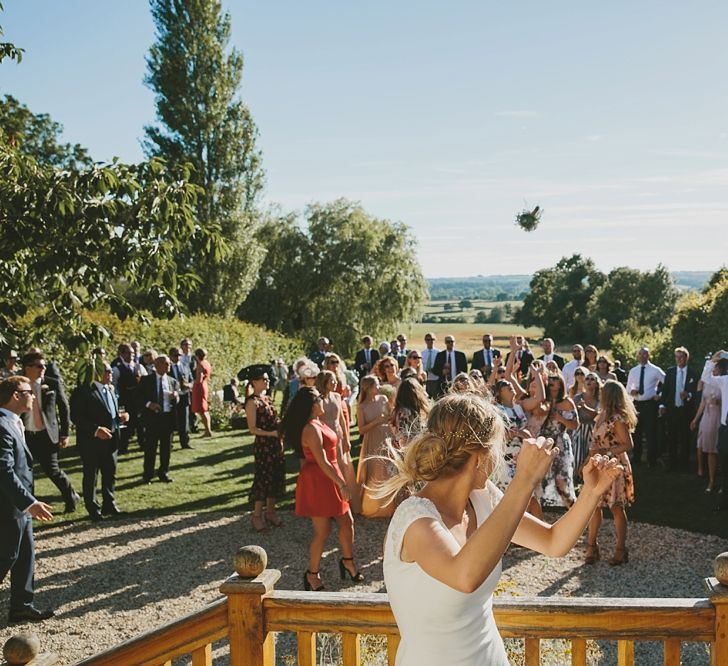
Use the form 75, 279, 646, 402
373, 393, 507, 504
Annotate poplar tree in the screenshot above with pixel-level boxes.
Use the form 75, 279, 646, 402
144, 0, 265, 315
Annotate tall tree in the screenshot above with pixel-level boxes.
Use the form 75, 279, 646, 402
517, 254, 605, 341
144, 0, 265, 315
239, 200, 429, 357
0, 94, 91, 168
587, 264, 679, 346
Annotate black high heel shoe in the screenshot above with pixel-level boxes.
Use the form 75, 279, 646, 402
303, 570, 325, 591
339, 557, 365, 583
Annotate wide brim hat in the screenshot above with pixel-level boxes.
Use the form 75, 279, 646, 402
237, 363, 272, 382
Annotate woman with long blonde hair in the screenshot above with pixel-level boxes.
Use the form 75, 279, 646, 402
585, 380, 638, 566
356, 374, 393, 517
378, 392, 623, 665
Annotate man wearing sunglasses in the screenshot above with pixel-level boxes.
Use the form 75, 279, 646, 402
20, 351, 79, 513
0, 376, 55, 623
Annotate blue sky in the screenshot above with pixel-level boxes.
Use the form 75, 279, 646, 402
2, 1, 726, 277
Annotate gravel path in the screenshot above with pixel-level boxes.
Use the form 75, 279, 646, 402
1, 510, 726, 665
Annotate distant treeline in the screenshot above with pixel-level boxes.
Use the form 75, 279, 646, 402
427, 271, 712, 301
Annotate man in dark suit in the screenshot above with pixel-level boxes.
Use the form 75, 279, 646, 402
538, 338, 565, 370
659, 346, 700, 470
139, 355, 179, 483
20, 351, 79, 513
433, 335, 468, 396
354, 335, 380, 378
471, 334, 501, 380
169, 347, 193, 449
111, 342, 145, 454
505, 335, 535, 379
70, 362, 129, 521
0, 376, 54, 623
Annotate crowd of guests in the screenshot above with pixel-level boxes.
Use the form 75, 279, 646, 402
238, 332, 728, 592
2, 329, 726, 623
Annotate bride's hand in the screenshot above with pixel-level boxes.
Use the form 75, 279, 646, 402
514, 436, 558, 487
582, 455, 623, 495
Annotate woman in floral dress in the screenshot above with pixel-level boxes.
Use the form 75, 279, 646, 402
244, 367, 285, 533
585, 380, 637, 565
538, 373, 579, 508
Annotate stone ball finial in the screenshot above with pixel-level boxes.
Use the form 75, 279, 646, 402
715, 552, 728, 586
234, 545, 267, 578
3, 633, 40, 665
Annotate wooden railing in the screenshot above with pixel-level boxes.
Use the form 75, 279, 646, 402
73, 546, 728, 666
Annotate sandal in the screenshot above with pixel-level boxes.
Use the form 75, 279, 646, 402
339, 557, 365, 583
304, 570, 325, 591
609, 547, 629, 566
251, 514, 267, 533
265, 512, 283, 528
584, 542, 600, 565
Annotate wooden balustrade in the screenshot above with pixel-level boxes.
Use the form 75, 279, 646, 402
74, 547, 728, 666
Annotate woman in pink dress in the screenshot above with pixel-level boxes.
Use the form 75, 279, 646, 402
691, 371, 722, 493
191, 347, 213, 437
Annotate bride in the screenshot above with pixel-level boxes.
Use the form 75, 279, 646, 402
379, 393, 623, 665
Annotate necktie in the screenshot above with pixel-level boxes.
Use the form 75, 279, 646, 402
450, 352, 455, 380
486, 349, 492, 367
638, 366, 645, 396
676, 368, 684, 407
424, 350, 432, 373
365, 349, 370, 366
102, 386, 115, 416
158, 376, 163, 407
32, 383, 43, 430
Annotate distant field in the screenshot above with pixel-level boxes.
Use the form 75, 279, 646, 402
423, 299, 523, 316
402, 322, 543, 357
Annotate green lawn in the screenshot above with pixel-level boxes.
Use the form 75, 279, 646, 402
35, 426, 727, 540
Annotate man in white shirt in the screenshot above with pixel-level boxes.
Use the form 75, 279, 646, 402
562, 345, 584, 390
421, 333, 441, 399
433, 336, 468, 397
701, 353, 728, 510
538, 338, 565, 370
626, 347, 666, 466
471, 334, 501, 381
139, 356, 179, 483
658, 347, 699, 471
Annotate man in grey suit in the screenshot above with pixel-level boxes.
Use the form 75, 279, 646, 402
0, 376, 54, 623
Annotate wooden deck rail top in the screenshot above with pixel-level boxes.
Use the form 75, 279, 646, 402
66, 546, 728, 666
264, 590, 716, 640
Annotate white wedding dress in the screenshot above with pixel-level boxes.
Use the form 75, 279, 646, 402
383, 481, 509, 665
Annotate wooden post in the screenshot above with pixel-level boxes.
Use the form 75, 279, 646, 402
705, 574, 728, 666
220, 546, 281, 666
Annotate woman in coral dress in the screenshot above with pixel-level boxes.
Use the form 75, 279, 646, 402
282, 386, 364, 592
191, 347, 213, 437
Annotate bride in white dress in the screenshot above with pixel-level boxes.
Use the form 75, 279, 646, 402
379, 393, 623, 665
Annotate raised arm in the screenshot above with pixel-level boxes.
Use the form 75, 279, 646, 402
401, 438, 559, 593
512, 454, 623, 557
